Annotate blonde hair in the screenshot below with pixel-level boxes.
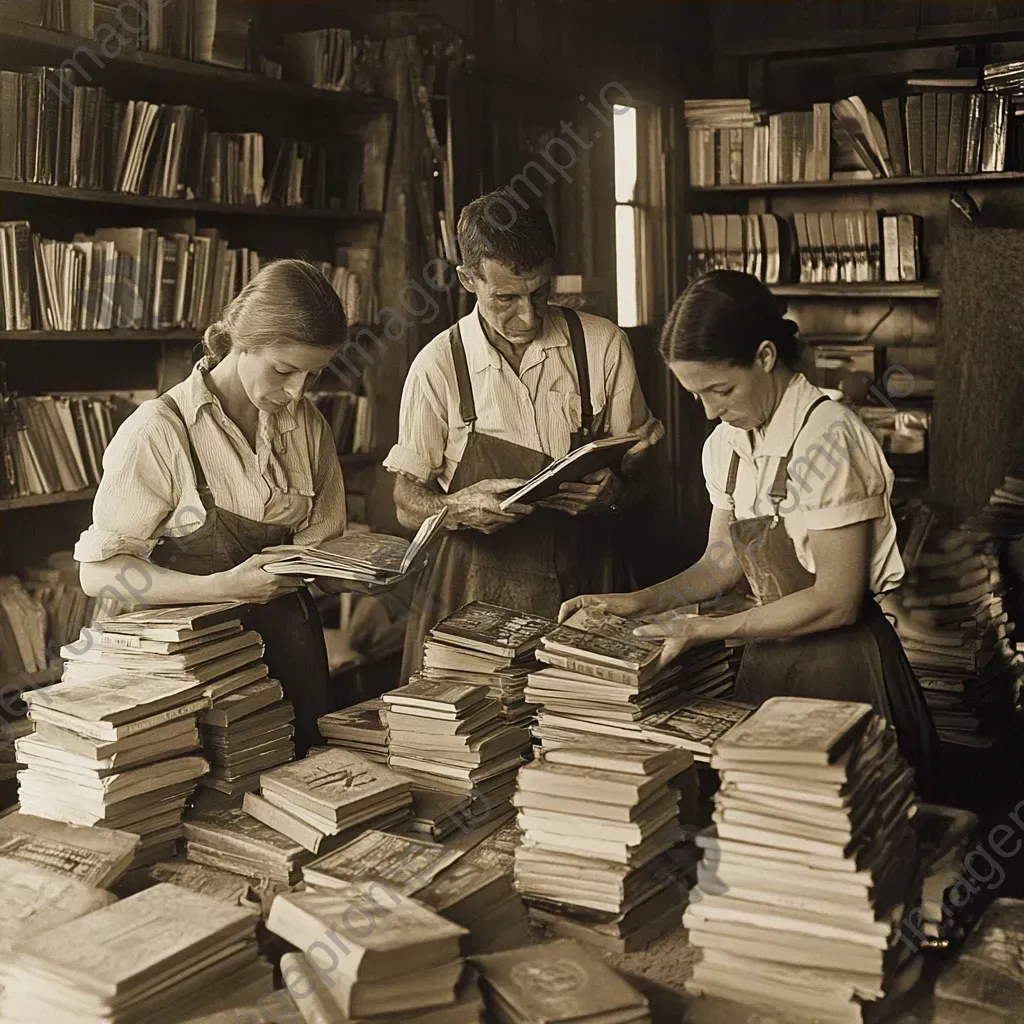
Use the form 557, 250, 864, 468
203, 259, 348, 365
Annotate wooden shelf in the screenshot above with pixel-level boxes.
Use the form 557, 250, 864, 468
771, 283, 940, 299
0, 180, 383, 222
803, 335, 938, 348
0, 488, 97, 512
0, 17, 395, 116
690, 171, 1024, 194
0, 329, 200, 343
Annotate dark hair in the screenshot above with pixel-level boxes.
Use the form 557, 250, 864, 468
203, 259, 348, 366
659, 270, 801, 368
456, 190, 557, 276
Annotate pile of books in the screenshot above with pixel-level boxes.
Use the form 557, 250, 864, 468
0, 883, 271, 1024
318, 697, 389, 762
384, 678, 529, 827
685, 697, 923, 1022
474, 938, 651, 1023
513, 739, 696, 953
239, 748, 414, 857
269, 886, 479, 1022
961, 465, 1024, 538
884, 523, 1021, 748
198, 677, 295, 804
421, 603, 556, 730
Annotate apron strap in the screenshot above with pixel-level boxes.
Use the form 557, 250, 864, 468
725, 449, 741, 500
159, 392, 213, 503
560, 307, 594, 443
767, 394, 831, 510
449, 322, 477, 431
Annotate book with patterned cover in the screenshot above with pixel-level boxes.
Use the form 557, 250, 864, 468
541, 623, 660, 672
431, 602, 556, 656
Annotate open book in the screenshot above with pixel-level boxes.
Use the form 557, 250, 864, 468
498, 434, 640, 510
260, 509, 448, 587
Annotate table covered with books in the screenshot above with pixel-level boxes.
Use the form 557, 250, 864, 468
0, 592, 1012, 1024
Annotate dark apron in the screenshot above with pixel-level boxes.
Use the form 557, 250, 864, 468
400, 308, 626, 678
149, 393, 330, 756
729, 396, 939, 797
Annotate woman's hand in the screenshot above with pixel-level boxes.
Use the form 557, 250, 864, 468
558, 590, 651, 624
634, 612, 710, 670
217, 552, 301, 602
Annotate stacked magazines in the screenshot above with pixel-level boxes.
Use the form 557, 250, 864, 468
261, 510, 447, 587
422, 602, 555, 728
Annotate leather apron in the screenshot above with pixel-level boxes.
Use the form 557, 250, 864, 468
400, 308, 624, 678
149, 393, 330, 756
728, 397, 939, 796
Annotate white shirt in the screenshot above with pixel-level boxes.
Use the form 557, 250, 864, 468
384, 305, 664, 490
75, 358, 347, 563
702, 373, 904, 594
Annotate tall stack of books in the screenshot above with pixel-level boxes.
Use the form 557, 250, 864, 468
884, 523, 1020, 748
421, 603, 556, 730
513, 739, 696, 953
240, 748, 414, 857
473, 938, 651, 1024
318, 697, 389, 763
960, 465, 1024, 538
685, 697, 923, 1022
198, 677, 295, 805
383, 678, 529, 827
0, 883, 271, 1024
15, 671, 211, 868
269, 886, 477, 1022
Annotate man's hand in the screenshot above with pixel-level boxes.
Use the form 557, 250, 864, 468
445, 478, 533, 534
538, 467, 620, 516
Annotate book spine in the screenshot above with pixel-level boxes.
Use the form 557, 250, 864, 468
881, 97, 908, 178
905, 96, 923, 176
963, 93, 984, 174
947, 92, 966, 175
882, 216, 901, 282
935, 92, 951, 176
921, 93, 937, 176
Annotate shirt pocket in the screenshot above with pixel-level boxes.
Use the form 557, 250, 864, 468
541, 389, 582, 456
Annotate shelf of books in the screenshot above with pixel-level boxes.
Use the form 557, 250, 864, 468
692, 169, 1024, 193
0, 330, 201, 343
770, 283, 940, 299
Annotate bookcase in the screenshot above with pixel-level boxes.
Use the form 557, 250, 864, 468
0, 10, 396, 701
687, 17, 1024, 506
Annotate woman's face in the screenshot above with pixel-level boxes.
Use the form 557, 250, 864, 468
670, 351, 776, 430
238, 342, 335, 414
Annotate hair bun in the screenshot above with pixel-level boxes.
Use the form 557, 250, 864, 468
202, 322, 232, 365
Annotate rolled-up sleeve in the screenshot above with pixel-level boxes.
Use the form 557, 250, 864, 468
294, 411, 347, 547
602, 328, 664, 448
702, 429, 733, 511
797, 409, 892, 532
74, 408, 178, 563
383, 347, 450, 486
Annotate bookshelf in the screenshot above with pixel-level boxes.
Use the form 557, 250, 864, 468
693, 170, 1024, 193
0, 488, 97, 512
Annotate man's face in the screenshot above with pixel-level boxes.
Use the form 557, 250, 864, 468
459, 258, 553, 345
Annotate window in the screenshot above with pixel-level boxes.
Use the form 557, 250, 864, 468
613, 104, 646, 327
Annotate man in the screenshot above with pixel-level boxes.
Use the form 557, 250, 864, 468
385, 191, 664, 677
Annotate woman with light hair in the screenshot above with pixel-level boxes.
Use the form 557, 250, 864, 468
77, 260, 350, 753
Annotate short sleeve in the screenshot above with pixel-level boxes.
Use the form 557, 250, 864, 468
791, 405, 892, 532
293, 408, 347, 547
702, 429, 733, 511
383, 344, 451, 485
600, 325, 664, 448
74, 405, 180, 563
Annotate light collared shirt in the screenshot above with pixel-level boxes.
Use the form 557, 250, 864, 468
384, 305, 664, 490
75, 358, 346, 563
702, 372, 904, 594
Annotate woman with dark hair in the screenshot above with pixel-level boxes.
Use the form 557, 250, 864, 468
76, 259, 350, 754
562, 270, 938, 792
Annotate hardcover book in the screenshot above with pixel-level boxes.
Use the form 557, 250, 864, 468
430, 602, 557, 658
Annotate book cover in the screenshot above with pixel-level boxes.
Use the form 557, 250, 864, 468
541, 624, 659, 673
383, 677, 489, 711
260, 748, 408, 813
432, 602, 556, 655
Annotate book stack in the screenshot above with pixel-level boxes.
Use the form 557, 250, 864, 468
198, 677, 295, 804
16, 669, 212, 867
473, 938, 651, 1024
383, 678, 530, 827
932, 897, 1024, 1024
182, 806, 311, 885
269, 886, 475, 1022
883, 523, 1020, 748
318, 697, 390, 762
240, 748, 414, 857
689, 211, 788, 285
960, 465, 1024, 539
685, 697, 923, 1022
0, 882, 269, 1024
513, 739, 696, 953
421, 603, 556, 730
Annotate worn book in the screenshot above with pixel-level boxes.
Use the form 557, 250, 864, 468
0, 811, 140, 886
202, 679, 284, 726
541, 739, 691, 777
541, 624, 660, 673
473, 937, 649, 1022
382, 679, 490, 715
318, 698, 388, 743
430, 602, 557, 658
261, 509, 447, 586
712, 696, 874, 767
63, 620, 243, 658
498, 434, 640, 510
149, 857, 262, 909
60, 630, 263, 670
302, 828, 463, 895
89, 603, 246, 641
641, 697, 755, 759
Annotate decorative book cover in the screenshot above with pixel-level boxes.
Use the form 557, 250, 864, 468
260, 749, 408, 808
432, 602, 556, 653
541, 623, 660, 671
23, 673, 209, 724
383, 678, 488, 710
183, 808, 306, 858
